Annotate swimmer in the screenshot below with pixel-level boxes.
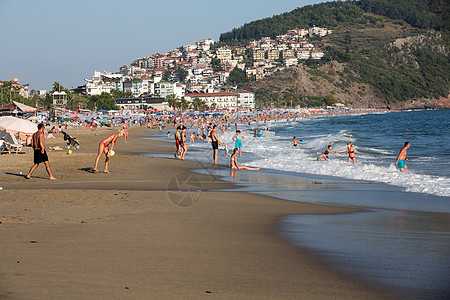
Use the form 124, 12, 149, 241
230, 148, 260, 170
318, 145, 334, 161
166, 131, 170, 139
291, 136, 299, 148
337, 142, 358, 163
395, 142, 410, 172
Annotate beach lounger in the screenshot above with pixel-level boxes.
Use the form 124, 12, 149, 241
0, 139, 10, 154
3, 133, 23, 154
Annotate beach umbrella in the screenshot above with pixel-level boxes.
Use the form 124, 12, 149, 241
0, 116, 38, 134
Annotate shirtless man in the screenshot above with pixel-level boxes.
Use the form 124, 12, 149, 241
26, 123, 56, 180
395, 142, 410, 172
210, 125, 223, 164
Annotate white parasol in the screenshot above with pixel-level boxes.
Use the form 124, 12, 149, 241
0, 116, 38, 134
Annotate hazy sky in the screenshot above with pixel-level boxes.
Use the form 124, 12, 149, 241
0, 0, 326, 91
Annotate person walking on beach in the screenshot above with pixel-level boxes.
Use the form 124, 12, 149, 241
26, 123, 56, 180
179, 126, 188, 160
395, 142, 410, 172
337, 142, 358, 163
93, 130, 124, 173
230, 148, 260, 170
232, 130, 244, 157
174, 126, 181, 159
210, 125, 223, 164
317, 145, 334, 161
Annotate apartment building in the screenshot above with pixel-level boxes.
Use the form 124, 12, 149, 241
237, 90, 255, 109
184, 92, 238, 109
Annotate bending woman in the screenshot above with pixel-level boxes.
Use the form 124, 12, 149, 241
337, 142, 358, 163
93, 130, 124, 173
230, 148, 260, 170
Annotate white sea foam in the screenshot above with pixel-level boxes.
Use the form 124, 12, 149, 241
210, 128, 450, 197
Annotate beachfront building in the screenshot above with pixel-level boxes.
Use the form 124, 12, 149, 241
115, 97, 168, 112
184, 92, 238, 109
153, 81, 185, 98
0, 78, 30, 98
237, 90, 255, 109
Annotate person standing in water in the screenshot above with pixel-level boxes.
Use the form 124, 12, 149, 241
230, 148, 260, 170
210, 125, 223, 164
26, 123, 57, 180
395, 142, 410, 172
232, 130, 244, 157
93, 130, 124, 173
291, 137, 299, 148
337, 142, 358, 163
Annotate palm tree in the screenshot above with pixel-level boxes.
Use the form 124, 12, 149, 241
166, 94, 180, 110
191, 97, 204, 110
180, 98, 190, 111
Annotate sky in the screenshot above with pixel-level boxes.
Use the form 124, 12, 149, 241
0, 0, 326, 91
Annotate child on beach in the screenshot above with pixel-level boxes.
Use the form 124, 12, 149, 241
223, 143, 231, 157
317, 145, 334, 161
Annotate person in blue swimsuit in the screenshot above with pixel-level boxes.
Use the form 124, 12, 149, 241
232, 130, 245, 157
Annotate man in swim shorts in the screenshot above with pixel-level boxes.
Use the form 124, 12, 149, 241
210, 125, 223, 164
395, 142, 410, 172
26, 123, 56, 180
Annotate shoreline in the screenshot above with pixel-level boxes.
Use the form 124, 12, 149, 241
0, 126, 393, 299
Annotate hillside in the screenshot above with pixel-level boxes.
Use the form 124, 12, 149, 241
221, 0, 450, 109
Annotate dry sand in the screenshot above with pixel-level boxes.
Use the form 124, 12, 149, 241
0, 126, 392, 299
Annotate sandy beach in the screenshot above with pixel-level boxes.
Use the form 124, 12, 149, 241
0, 126, 392, 299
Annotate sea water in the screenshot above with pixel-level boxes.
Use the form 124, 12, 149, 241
155, 109, 450, 299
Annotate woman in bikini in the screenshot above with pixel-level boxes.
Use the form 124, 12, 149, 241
230, 148, 260, 170
337, 142, 358, 163
93, 130, 124, 173
291, 136, 299, 148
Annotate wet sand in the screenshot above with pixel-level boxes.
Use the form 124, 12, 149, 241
0, 126, 392, 299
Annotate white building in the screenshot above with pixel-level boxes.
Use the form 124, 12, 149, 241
85, 71, 114, 96
153, 81, 185, 98
184, 92, 238, 109
310, 50, 325, 59
237, 90, 255, 109
283, 57, 298, 67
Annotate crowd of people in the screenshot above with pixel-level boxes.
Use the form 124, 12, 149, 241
18, 107, 411, 181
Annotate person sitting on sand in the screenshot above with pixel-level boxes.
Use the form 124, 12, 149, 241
318, 145, 334, 162
230, 148, 260, 170
93, 130, 124, 173
336, 142, 358, 163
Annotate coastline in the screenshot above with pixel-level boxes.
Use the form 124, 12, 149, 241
0, 126, 392, 299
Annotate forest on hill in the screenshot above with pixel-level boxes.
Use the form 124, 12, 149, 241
220, 0, 449, 108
